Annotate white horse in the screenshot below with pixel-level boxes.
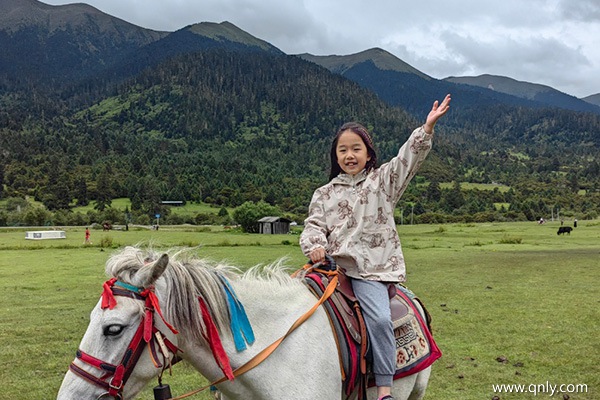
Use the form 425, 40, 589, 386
57, 246, 431, 399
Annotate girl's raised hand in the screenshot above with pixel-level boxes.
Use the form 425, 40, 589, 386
424, 94, 451, 134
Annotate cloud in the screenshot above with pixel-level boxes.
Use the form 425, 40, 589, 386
446, 32, 588, 71
557, 0, 600, 22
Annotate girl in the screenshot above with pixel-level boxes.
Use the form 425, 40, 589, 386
300, 94, 451, 400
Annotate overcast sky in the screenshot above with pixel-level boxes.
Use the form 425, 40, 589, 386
44, 0, 600, 98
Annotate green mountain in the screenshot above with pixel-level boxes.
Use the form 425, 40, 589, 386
582, 93, 600, 107
0, 1, 598, 224
186, 21, 282, 53
445, 74, 600, 114
0, 0, 166, 88
0, 1, 282, 96
299, 50, 600, 116
299, 48, 431, 79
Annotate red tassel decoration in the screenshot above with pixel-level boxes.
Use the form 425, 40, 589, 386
142, 290, 179, 336
101, 278, 118, 309
144, 305, 154, 343
199, 297, 234, 380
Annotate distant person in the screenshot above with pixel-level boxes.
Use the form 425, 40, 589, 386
84, 227, 91, 244
300, 94, 451, 400
574, 218, 578, 228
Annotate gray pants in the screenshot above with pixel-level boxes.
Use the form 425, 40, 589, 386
351, 279, 395, 387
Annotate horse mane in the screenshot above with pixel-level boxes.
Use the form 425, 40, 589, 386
105, 245, 302, 344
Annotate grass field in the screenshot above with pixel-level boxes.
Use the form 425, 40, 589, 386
0, 221, 598, 399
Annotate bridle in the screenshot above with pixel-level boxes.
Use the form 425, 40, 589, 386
68, 279, 180, 399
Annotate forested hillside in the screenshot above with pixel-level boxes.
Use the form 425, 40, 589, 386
0, 50, 427, 220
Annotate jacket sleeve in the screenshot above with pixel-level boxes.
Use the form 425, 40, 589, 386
300, 189, 329, 256
378, 125, 433, 204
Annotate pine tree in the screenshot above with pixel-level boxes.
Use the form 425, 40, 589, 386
74, 177, 89, 206
95, 167, 113, 211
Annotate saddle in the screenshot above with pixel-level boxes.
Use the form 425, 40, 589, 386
302, 268, 441, 400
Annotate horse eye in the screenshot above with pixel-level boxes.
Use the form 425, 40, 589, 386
103, 324, 124, 336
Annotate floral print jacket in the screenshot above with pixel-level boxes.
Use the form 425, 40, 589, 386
300, 126, 433, 282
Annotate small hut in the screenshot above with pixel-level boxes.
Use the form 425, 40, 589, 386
258, 216, 292, 234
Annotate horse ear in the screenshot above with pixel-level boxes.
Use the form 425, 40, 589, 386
139, 253, 169, 287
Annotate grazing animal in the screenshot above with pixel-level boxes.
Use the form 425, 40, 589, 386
557, 226, 573, 235
57, 246, 432, 400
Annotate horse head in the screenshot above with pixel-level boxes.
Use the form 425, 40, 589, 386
57, 252, 179, 400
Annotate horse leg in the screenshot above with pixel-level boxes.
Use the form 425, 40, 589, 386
364, 367, 429, 400
389, 373, 419, 400
408, 367, 431, 400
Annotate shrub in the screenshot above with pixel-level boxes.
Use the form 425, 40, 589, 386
414, 212, 447, 224
434, 226, 446, 233
194, 212, 224, 225
99, 235, 114, 248
167, 213, 185, 225
466, 240, 485, 246
472, 211, 499, 223
498, 235, 522, 244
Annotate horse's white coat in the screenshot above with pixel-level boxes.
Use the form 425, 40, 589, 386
57, 247, 430, 399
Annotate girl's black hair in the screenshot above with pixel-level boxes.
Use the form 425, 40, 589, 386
329, 122, 378, 181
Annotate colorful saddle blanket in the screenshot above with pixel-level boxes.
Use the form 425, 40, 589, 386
303, 271, 442, 399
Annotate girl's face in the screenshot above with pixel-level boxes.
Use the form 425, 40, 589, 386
335, 130, 371, 176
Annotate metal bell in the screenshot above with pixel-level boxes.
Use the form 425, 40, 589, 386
153, 384, 172, 400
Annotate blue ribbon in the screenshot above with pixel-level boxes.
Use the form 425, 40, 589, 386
219, 275, 255, 352
114, 280, 143, 293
